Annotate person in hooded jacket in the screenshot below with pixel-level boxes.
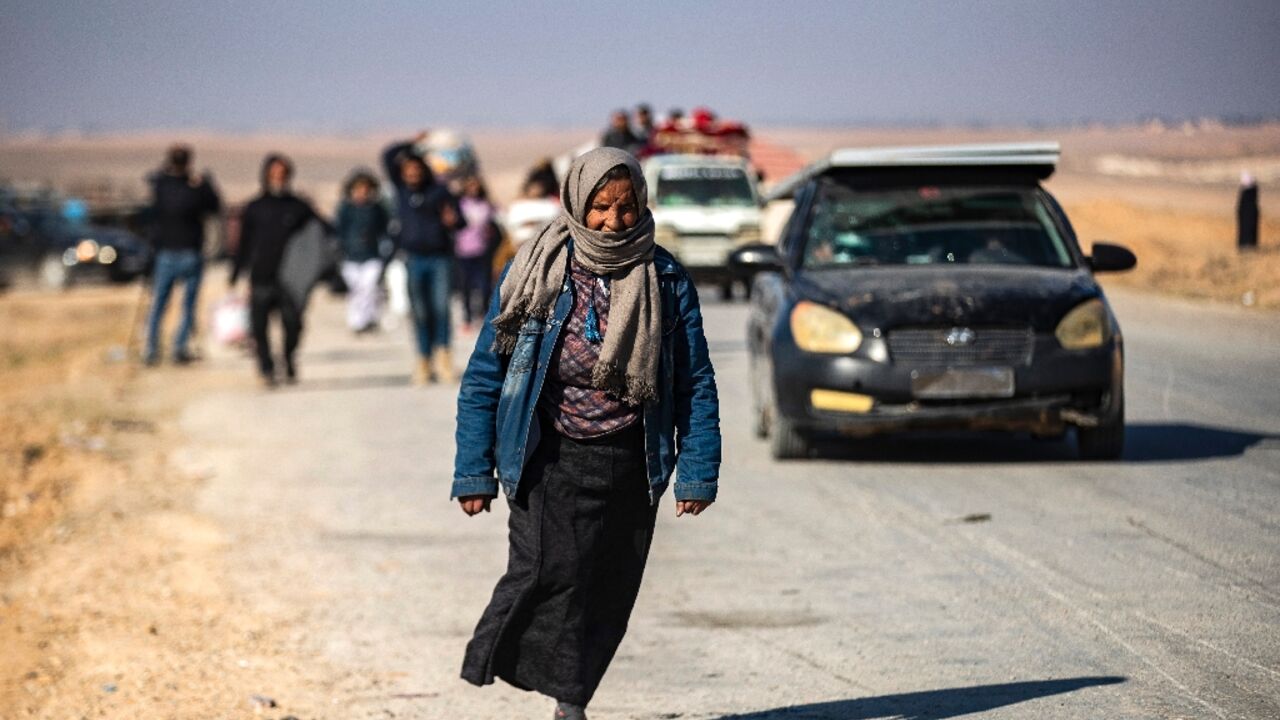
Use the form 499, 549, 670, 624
383, 132, 465, 383
336, 169, 390, 333
230, 154, 320, 387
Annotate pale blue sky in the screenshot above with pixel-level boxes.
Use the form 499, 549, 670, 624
2, 0, 1278, 132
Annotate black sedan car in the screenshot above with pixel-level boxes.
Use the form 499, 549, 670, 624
732, 143, 1136, 460
0, 201, 151, 289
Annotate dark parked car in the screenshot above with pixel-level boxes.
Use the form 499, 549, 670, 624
732, 143, 1136, 460
0, 200, 151, 289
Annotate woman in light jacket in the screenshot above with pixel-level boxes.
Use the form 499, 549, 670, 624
452, 147, 721, 720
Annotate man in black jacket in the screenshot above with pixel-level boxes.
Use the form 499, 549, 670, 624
143, 144, 221, 365
230, 154, 319, 387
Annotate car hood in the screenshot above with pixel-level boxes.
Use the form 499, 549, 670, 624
653, 206, 759, 235
794, 265, 1102, 330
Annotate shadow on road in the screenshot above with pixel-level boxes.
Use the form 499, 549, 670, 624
805, 423, 1276, 464
284, 373, 411, 392
1123, 422, 1278, 461
715, 676, 1125, 719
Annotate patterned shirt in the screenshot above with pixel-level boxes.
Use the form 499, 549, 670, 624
538, 260, 642, 438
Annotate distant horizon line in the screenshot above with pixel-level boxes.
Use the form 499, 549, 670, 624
3, 113, 1279, 141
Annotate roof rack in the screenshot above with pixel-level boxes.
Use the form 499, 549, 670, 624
766, 142, 1061, 201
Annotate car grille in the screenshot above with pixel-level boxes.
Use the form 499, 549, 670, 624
887, 326, 1034, 367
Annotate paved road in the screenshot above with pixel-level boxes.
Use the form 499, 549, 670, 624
180, 285, 1280, 719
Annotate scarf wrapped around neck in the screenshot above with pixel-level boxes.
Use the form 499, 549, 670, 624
492, 147, 660, 405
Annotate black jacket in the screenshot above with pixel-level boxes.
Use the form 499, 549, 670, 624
149, 172, 221, 252
232, 192, 318, 286
382, 142, 464, 256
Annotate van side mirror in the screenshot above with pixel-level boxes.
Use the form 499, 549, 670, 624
1088, 242, 1137, 273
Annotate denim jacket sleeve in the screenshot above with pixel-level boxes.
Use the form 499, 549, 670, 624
671, 270, 722, 501
452, 275, 507, 499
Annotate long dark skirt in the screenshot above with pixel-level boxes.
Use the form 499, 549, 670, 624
461, 417, 658, 706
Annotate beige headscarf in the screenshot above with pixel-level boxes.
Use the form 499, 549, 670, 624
492, 147, 660, 405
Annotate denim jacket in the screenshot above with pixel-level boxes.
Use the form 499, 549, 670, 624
452, 247, 721, 504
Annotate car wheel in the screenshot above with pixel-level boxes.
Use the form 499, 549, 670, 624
719, 281, 734, 302
770, 415, 811, 460
1077, 383, 1124, 460
39, 254, 69, 290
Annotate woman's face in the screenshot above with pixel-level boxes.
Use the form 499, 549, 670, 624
584, 178, 639, 232
463, 176, 482, 197
350, 180, 372, 203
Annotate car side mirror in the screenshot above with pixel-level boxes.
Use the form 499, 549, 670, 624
1088, 242, 1137, 273
729, 243, 783, 272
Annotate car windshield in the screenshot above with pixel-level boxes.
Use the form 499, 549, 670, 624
655, 166, 755, 208
801, 183, 1074, 269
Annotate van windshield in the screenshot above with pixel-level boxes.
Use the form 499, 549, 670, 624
802, 183, 1074, 269
655, 166, 755, 208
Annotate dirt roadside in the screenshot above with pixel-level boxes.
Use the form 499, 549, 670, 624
0, 286, 333, 719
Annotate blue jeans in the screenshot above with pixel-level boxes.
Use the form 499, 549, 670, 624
145, 249, 203, 361
405, 253, 452, 356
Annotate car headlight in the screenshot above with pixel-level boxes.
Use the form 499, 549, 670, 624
75, 239, 99, 263
1055, 298, 1112, 349
791, 301, 862, 354
98, 245, 118, 264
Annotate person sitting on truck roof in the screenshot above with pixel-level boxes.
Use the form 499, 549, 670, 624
600, 109, 639, 153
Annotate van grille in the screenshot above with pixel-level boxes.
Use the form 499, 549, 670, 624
887, 326, 1034, 367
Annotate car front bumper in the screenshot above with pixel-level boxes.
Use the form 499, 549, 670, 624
770, 334, 1120, 436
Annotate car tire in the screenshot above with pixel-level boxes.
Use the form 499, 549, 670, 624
770, 415, 811, 460
1077, 383, 1124, 460
719, 281, 734, 302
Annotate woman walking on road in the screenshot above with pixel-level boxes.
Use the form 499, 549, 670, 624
454, 174, 498, 332
336, 169, 390, 334
383, 132, 464, 383
453, 147, 721, 720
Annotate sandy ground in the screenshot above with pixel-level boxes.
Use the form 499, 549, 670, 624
0, 287, 342, 719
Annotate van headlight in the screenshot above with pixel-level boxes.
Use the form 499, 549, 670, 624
655, 224, 677, 247
735, 222, 761, 245
791, 301, 862, 354
1055, 298, 1112, 349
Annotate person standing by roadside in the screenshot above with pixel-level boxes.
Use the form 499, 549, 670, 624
1237, 171, 1260, 252
383, 132, 464, 383
455, 175, 498, 332
454, 148, 720, 719
336, 169, 390, 334
230, 154, 320, 387
143, 144, 221, 365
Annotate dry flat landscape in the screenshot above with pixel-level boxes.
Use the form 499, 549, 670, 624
3, 122, 1278, 306
0, 124, 1278, 718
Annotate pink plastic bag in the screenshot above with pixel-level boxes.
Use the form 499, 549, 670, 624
211, 293, 249, 347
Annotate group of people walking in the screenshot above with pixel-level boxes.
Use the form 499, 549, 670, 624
141, 140, 722, 720
142, 131, 501, 387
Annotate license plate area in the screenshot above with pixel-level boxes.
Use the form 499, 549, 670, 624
911, 367, 1015, 399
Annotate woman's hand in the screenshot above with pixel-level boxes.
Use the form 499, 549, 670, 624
458, 495, 493, 516
676, 500, 712, 517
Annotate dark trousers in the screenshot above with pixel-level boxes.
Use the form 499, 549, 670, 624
250, 283, 302, 376
457, 255, 492, 325
462, 419, 656, 707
